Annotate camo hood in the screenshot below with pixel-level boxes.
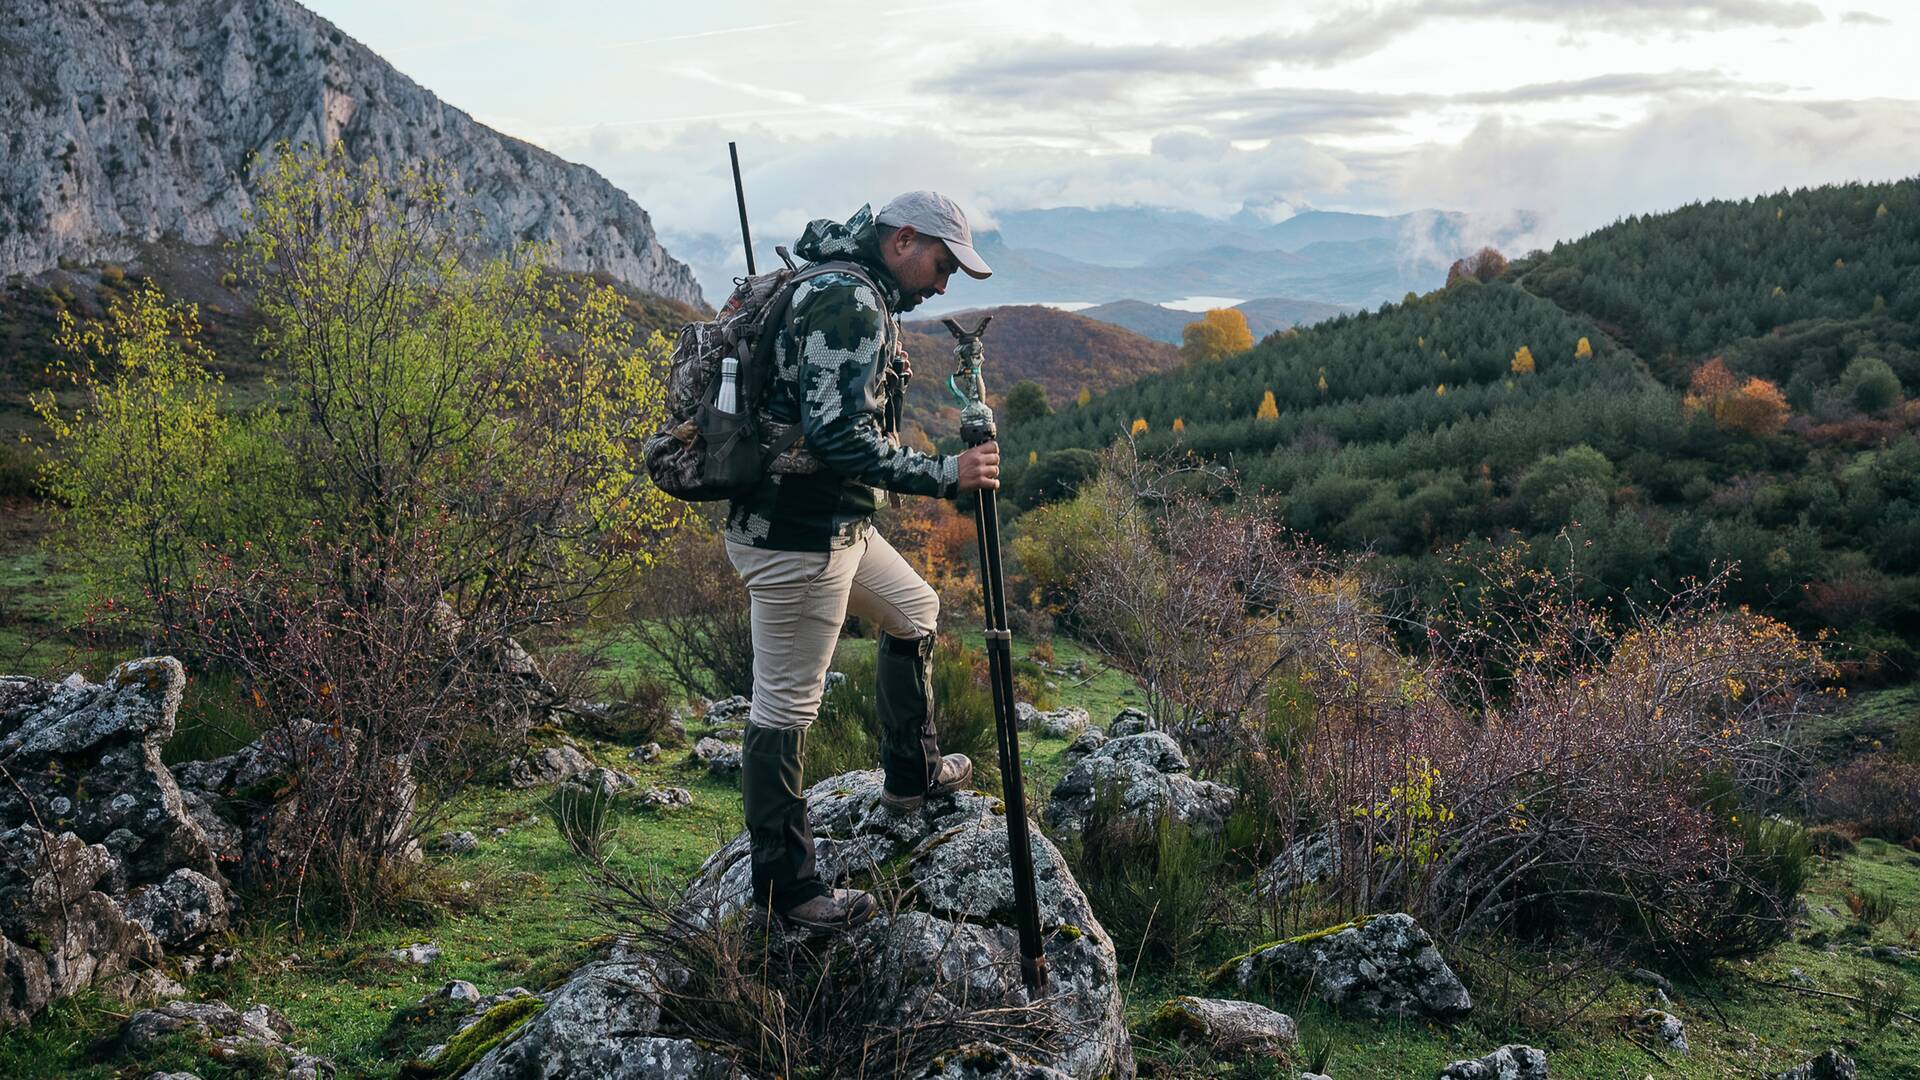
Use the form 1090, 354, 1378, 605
791, 204, 911, 312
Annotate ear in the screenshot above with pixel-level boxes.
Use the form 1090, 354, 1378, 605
889, 225, 920, 254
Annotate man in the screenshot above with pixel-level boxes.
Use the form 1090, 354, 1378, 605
725, 191, 1001, 929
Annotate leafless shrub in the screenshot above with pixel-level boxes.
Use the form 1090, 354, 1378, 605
622, 514, 755, 700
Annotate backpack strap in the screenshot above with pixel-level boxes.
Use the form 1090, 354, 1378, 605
749, 260, 892, 459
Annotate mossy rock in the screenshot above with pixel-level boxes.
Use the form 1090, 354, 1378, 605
400, 995, 545, 1079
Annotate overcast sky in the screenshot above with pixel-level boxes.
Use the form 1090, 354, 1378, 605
303, 0, 1918, 282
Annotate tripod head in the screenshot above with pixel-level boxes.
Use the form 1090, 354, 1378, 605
943, 316, 997, 446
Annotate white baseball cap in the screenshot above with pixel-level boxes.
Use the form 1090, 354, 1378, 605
876, 190, 992, 279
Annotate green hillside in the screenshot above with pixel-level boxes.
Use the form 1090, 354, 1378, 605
1007, 178, 1920, 676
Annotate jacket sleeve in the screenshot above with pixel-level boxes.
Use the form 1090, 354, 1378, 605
792, 277, 960, 498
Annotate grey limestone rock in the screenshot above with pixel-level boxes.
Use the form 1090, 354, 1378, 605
641, 787, 695, 811
629, 741, 665, 764
688, 736, 743, 781
0, 825, 162, 1026
1213, 913, 1472, 1020
459, 956, 726, 1079
1256, 828, 1342, 898
1044, 731, 1236, 839
1106, 707, 1156, 737
124, 868, 230, 949
1145, 996, 1298, 1060
918, 1042, 1074, 1079
432, 831, 480, 856
0, 0, 704, 304
1440, 1044, 1548, 1080
1016, 703, 1090, 740
1774, 1049, 1858, 1080
122, 998, 333, 1077
1639, 1009, 1688, 1055
677, 770, 1132, 1079
1061, 729, 1108, 765
511, 745, 597, 789
565, 766, 641, 798
704, 696, 754, 729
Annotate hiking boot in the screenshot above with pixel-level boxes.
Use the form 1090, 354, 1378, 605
777, 887, 879, 930
881, 753, 973, 811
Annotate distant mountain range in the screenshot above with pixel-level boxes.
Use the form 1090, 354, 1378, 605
0, 0, 703, 307
1078, 297, 1354, 344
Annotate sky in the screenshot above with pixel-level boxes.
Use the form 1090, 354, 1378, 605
301, 0, 1920, 293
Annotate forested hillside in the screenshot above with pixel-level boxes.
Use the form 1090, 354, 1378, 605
1007, 178, 1920, 676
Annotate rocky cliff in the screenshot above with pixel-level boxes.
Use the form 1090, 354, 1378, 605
0, 0, 704, 307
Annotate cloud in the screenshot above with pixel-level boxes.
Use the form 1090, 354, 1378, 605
1840, 8, 1891, 23
1396, 95, 1920, 250
920, 1, 1823, 107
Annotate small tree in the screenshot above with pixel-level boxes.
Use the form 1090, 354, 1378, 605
1180, 308, 1253, 363
1130, 417, 1149, 436
1574, 336, 1593, 360
1447, 246, 1508, 285
1003, 380, 1052, 428
1511, 345, 1536, 375
1256, 390, 1279, 421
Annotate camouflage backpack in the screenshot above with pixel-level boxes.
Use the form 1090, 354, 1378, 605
644, 251, 887, 501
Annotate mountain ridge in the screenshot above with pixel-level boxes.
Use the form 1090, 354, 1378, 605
0, 0, 703, 306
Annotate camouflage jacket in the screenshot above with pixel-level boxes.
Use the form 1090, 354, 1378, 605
724, 205, 960, 551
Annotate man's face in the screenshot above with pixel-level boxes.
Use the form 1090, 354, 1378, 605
882, 227, 960, 308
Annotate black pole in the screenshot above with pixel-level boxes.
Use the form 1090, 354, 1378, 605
945, 318, 1047, 995
729, 141, 755, 276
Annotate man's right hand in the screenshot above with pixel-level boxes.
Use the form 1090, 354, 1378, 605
957, 440, 1000, 492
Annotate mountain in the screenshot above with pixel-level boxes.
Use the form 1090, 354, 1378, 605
0, 0, 703, 307
1008, 178, 1920, 676
1078, 297, 1352, 344
914, 206, 1539, 316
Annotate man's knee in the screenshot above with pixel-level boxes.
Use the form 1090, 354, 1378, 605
748, 697, 817, 732
895, 581, 939, 641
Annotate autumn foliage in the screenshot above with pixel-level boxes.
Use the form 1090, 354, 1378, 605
1446, 246, 1509, 286
1179, 307, 1255, 363
1684, 357, 1790, 436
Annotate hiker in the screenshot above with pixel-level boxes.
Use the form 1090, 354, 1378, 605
726, 191, 1000, 929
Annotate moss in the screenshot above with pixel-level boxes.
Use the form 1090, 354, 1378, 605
1145, 996, 1206, 1038
1054, 923, 1083, 941
400, 995, 543, 1078
1204, 915, 1374, 986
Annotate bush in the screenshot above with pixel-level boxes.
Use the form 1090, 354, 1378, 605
568, 673, 681, 746
1649, 814, 1812, 961
625, 514, 754, 700
1807, 756, 1920, 843
1068, 804, 1238, 977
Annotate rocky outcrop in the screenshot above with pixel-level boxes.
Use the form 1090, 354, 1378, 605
0, 0, 703, 306
489, 771, 1133, 1078
1775, 1049, 1858, 1080
120, 998, 334, 1078
1639, 1009, 1688, 1055
1106, 708, 1156, 738
1441, 1045, 1548, 1080
1210, 913, 1472, 1020
687, 737, 743, 782
1044, 732, 1235, 839
1144, 996, 1297, 1061
703, 696, 753, 731
0, 658, 233, 1025
1255, 828, 1341, 899
1017, 703, 1090, 740
509, 745, 596, 789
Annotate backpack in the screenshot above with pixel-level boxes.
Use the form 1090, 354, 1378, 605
644, 251, 888, 501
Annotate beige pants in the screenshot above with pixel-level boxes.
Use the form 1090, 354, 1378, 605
727, 529, 938, 731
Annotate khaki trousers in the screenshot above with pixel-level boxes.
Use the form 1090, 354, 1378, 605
726, 528, 938, 731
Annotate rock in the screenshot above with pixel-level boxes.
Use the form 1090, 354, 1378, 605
1300, 1074, 1333, 1080
676, 770, 1132, 1079
122, 998, 332, 1077
391, 942, 442, 966
1774, 1049, 1858, 1080
629, 742, 664, 764
0, 825, 162, 1026
431, 980, 483, 1007
919, 1042, 1073, 1078
1440, 1045, 1548, 1080
124, 868, 230, 949
0, 658, 223, 892
688, 737, 743, 781
704, 695, 753, 730
1106, 707, 1156, 737
432, 831, 480, 856
1145, 996, 1298, 1060
640, 787, 695, 811
565, 767, 640, 798
1211, 913, 1472, 1020
147, 1073, 204, 1080
1017, 704, 1090, 740
1256, 828, 1342, 898
824, 671, 848, 692
459, 956, 727, 1079
171, 718, 420, 881
510, 745, 596, 788
1639, 1009, 1688, 1055
1044, 732, 1236, 839
1628, 967, 1675, 998
1061, 730, 1108, 765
